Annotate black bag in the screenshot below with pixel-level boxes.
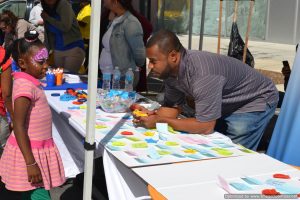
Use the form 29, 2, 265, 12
228, 22, 255, 68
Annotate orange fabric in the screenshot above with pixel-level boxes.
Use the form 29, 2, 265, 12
290, 165, 300, 170
148, 184, 167, 200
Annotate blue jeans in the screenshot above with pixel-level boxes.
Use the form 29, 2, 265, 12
215, 103, 277, 150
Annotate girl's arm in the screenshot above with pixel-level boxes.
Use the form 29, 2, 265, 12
14, 97, 42, 184
1, 67, 13, 120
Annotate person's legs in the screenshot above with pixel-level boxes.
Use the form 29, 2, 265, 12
215, 103, 277, 150
53, 50, 65, 69
21, 188, 51, 200
0, 115, 9, 156
54, 48, 85, 73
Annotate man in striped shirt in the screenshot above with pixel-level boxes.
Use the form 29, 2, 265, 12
133, 30, 278, 150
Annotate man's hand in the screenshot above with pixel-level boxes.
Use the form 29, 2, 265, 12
130, 103, 156, 115
133, 114, 160, 129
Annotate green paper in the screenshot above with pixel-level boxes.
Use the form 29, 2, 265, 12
168, 126, 177, 134
165, 141, 179, 146
211, 148, 233, 156
126, 137, 142, 142
132, 142, 148, 148
111, 141, 126, 146
239, 148, 255, 153
157, 150, 171, 155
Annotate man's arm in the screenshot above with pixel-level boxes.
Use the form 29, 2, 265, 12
133, 105, 215, 134
138, 114, 215, 134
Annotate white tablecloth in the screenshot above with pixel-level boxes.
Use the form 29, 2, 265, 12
133, 153, 300, 200
46, 90, 150, 199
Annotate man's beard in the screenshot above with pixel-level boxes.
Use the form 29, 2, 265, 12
159, 65, 172, 80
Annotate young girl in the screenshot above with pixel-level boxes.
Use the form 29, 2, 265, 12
0, 31, 65, 199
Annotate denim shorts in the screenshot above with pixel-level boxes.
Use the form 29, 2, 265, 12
215, 103, 277, 150
0, 115, 9, 156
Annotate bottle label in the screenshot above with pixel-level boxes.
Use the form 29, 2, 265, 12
114, 74, 120, 80
103, 73, 111, 80
126, 76, 133, 82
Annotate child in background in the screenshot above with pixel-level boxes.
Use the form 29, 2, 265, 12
0, 31, 65, 199
0, 46, 13, 156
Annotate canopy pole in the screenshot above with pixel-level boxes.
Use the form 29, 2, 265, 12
233, 0, 238, 23
217, 0, 223, 54
199, 0, 207, 50
188, 0, 194, 49
243, 0, 254, 63
83, 0, 101, 199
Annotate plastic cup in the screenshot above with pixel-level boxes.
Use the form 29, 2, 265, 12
56, 73, 63, 86
46, 73, 55, 87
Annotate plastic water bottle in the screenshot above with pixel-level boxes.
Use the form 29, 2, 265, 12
102, 66, 112, 91
112, 66, 121, 90
125, 68, 134, 91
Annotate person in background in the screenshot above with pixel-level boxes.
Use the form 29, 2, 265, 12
0, 31, 65, 199
99, 0, 145, 88
77, 0, 91, 73
0, 46, 12, 156
124, 0, 153, 92
0, 10, 44, 49
133, 30, 278, 151
29, 0, 44, 34
41, 0, 85, 73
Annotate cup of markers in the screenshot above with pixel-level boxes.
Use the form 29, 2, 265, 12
46, 68, 64, 87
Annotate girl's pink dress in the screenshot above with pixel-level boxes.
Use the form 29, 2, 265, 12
0, 72, 65, 191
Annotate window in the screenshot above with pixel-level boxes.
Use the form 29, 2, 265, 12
0, 1, 27, 18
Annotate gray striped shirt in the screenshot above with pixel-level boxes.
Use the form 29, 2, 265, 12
164, 49, 279, 122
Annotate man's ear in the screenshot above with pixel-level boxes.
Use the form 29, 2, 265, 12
168, 50, 179, 63
17, 58, 26, 70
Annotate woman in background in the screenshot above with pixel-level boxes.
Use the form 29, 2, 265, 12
99, 0, 146, 88
41, 0, 85, 73
0, 10, 43, 49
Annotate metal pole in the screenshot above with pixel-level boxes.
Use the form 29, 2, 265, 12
243, 0, 254, 63
188, 0, 194, 50
199, 0, 206, 50
217, 0, 223, 54
83, 0, 101, 199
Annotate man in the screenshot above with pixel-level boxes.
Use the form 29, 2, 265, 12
133, 30, 278, 150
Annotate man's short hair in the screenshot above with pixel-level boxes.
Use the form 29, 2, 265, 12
146, 29, 183, 55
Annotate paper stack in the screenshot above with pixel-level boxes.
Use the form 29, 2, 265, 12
64, 74, 81, 83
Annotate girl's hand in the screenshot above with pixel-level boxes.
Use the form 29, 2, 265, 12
27, 163, 43, 184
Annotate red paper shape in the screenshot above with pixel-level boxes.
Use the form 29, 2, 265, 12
121, 131, 134, 135
273, 173, 291, 179
262, 189, 281, 195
